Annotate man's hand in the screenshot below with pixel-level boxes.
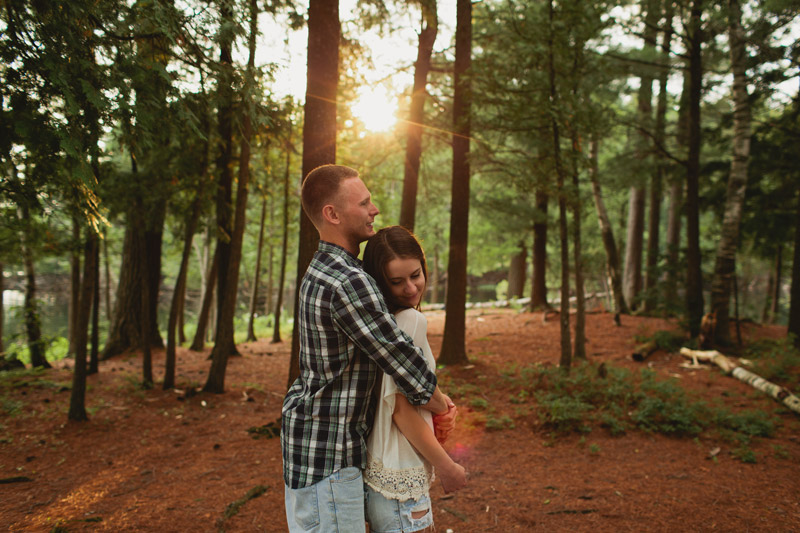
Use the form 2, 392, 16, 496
433, 395, 457, 444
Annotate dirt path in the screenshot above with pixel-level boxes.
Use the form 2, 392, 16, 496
1, 309, 798, 532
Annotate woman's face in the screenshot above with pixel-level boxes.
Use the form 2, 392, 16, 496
384, 257, 426, 309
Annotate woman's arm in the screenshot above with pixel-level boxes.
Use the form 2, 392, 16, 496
392, 394, 467, 494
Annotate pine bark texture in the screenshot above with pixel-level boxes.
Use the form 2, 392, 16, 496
205, 0, 258, 393
530, 190, 549, 310
644, 4, 673, 311
623, 186, 646, 309
272, 145, 292, 344
247, 195, 268, 342
507, 242, 527, 299
68, 233, 98, 421
685, 0, 705, 337
710, 0, 751, 346
19, 203, 49, 368
399, 0, 437, 231
439, 0, 472, 366
103, 212, 165, 359
289, 0, 340, 388
589, 140, 628, 317
788, 194, 800, 347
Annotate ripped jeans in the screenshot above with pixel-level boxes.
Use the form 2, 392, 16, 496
365, 487, 434, 533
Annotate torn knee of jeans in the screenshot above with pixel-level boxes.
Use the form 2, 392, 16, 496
410, 506, 430, 520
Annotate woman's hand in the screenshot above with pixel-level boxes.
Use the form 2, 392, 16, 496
438, 461, 467, 494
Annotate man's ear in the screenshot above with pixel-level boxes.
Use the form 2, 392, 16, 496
321, 204, 340, 225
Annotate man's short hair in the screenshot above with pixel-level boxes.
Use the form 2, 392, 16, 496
301, 164, 360, 226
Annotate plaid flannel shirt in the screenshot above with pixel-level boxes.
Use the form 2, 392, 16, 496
281, 241, 437, 489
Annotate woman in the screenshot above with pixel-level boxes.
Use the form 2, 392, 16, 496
362, 226, 467, 533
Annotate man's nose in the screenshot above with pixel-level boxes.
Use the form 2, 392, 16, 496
370, 203, 379, 216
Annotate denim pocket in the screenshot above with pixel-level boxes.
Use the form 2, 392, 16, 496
290, 483, 320, 531
329, 467, 366, 526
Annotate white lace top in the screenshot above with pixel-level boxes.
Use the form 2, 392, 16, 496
363, 308, 436, 501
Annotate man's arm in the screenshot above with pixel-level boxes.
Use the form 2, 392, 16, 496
420, 387, 451, 416
332, 275, 437, 405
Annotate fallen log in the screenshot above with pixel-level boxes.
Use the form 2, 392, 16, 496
679, 348, 800, 415
632, 340, 658, 362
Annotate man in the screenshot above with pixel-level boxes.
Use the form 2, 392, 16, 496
282, 164, 457, 532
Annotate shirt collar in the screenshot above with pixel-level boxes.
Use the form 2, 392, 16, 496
318, 240, 361, 266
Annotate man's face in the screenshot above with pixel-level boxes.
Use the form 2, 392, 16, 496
334, 177, 380, 244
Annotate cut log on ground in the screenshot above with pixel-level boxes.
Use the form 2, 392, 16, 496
632, 340, 659, 362
679, 348, 800, 415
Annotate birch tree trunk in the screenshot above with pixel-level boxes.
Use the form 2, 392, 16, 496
709, 0, 751, 346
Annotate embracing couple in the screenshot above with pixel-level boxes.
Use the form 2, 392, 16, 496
281, 164, 467, 532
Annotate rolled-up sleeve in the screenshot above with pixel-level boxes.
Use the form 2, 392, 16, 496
331, 273, 436, 406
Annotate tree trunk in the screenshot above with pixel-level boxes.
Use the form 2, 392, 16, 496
0, 263, 4, 357
272, 142, 292, 344
665, 179, 683, 300
624, 0, 657, 312
589, 139, 628, 318
571, 134, 586, 361
546, 0, 571, 372
69, 217, 80, 356
667, 65, 691, 304
289, 0, 340, 388
68, 232, 98, 421
623, 187, 646, 310
137, 206, 153, 387
103, 232, 111, 335
710, 0, 751, 346
89, 241, 100, 375
103, 208, 165, 359
165, 191, 204, 389
530, 189, 549, 310
771, 245, 783, 322
439, 0, 472, 366
685, 0, 705, 337
788, 192, 800, 347
190, 248, 218, 351
18, 203, 49, 369
430, 242, 440, 304
507, 241, 527, 299
247, 194, 268, 342
644, 3, 674, 312
204, 0, 259, 393
399, 0, 437, 231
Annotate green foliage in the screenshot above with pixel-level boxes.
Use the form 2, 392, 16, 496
743, 337, 800, 389
634, 330, 687, 353
517, 362, 780, 462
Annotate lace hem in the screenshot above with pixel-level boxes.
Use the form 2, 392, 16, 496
363, 458, 434, 502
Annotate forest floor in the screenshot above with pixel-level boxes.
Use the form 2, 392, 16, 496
1, 308, 799, 532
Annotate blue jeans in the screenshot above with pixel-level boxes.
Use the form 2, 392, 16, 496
284, 467, 366, 532
365, 487, 433, 533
